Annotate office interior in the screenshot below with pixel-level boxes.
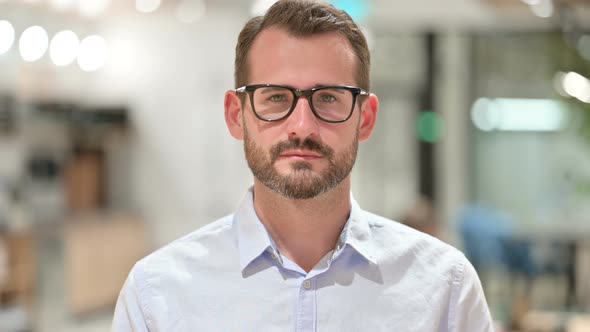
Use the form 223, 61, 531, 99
0, 0, 589, 331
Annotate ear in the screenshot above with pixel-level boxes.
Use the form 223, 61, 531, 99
224, 90, 244, 140
358, 93, 379, 142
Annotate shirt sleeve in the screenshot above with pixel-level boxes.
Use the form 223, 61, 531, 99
111, 266, 150, 332
450, 255, 495, 332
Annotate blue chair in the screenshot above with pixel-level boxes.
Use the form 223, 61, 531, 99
459, 205, 536, 278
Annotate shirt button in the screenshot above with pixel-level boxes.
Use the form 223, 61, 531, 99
303, 280, 311, 289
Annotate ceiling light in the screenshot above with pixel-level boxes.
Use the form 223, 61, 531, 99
0, 20, 15, 55
50, 30, 80, 66
471, 98, 567, 132
77, 35, 107, 71
562, 71, 590, 103
529, 0, 553, 18
19, 25, 49, 62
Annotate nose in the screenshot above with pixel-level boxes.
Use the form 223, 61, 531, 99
286, 96, 320, 140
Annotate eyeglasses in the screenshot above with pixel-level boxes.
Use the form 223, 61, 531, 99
235, 84, 369, 123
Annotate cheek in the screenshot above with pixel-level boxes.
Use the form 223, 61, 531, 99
322, 121, 359, 145
244, 118, 284, 148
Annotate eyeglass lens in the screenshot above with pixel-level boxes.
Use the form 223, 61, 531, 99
252, 86, 354, 121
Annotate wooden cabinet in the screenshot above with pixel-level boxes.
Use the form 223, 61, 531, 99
64, 215, 148, 315
0, 231, 36, 306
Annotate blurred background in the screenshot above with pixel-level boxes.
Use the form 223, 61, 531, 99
0, 0, 589, 331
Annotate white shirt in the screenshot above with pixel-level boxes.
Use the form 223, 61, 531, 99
112, 188, 494, 331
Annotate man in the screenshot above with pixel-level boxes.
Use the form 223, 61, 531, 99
112, 0, 494, 331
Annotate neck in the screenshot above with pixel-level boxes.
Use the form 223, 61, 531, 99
253, 178, 352, 273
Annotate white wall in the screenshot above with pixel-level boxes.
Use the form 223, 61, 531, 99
94, 10, 254, 244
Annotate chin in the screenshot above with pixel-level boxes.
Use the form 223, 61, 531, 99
290, 161, 314, 171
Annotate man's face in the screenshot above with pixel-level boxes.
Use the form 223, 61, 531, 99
241, 27, 364, 199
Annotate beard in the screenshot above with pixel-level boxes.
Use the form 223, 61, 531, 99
243, 125, 359, 200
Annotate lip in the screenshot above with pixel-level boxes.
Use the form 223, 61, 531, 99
278, 150, 323, 160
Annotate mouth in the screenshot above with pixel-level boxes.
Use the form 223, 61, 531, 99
278, 150, 323, 161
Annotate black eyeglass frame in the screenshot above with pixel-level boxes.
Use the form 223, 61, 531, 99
235, 84, 370, 123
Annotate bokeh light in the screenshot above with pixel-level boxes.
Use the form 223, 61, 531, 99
529, 0, 553, 18
553, 72, 568, 97
0, 20, 15, 55
50, 30, 80, 66
471, 98, 567, 132
417, 111, 443, 143
19, 25, 49, 62
562, 71, 590, 103
471, 98, 495, 131
77, 35, 107, 72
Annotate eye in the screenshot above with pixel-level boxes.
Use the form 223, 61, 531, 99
269, 94, 289, 102
319, 94, 337, 102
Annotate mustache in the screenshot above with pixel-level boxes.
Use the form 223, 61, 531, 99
270, 137, 334, 162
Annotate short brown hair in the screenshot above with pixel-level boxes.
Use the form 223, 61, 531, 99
234, 0, 370, 90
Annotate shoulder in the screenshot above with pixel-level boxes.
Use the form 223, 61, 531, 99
362, 211, 469, 275
130, 214, 236, 282
116, 215, 237, 329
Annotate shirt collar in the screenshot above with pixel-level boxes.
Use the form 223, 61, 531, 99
339, 194, 378, 265
234, 187, 378, 272
234, 188, 276, 271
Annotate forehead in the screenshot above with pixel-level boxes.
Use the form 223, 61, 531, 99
247, 27, 358, 87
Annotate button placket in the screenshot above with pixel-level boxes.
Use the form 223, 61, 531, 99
296, 278, 316, 332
